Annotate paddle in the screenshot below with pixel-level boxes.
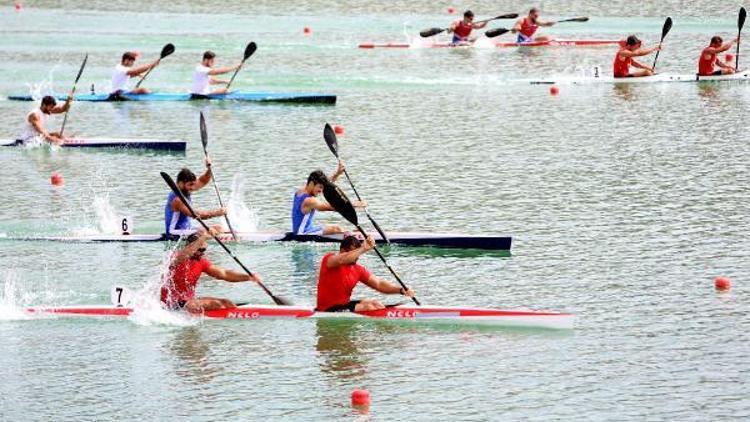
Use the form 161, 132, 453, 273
134, 43, 176, 89
160, 171, 292, 306
420, 13, 519, 38
484, 28, 510, 38
59, 54, 88, 137
737, 7, 746, 71
323, 124, 390, 244
322, 180, 420, 306
199, 112, 238, 241
556, 17, 589, 23
226, 42, 258, 91
651, 17, 673, 72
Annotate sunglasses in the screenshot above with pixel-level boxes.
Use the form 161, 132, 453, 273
197, 248, 207, 253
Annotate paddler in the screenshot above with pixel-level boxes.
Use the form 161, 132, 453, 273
110, 51, 160, 97
292, 163, 366, 235
613, 35, 661, 78
165, 162, 227, 238
511, 8, 556, 43
190, 51, 243, 97
316, 234, 415, 312
698, 36, 739, 76
160, 230, 262, 313
16, 95, 72, 146
447, 10, 488, 44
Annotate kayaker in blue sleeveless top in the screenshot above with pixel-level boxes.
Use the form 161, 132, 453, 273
165, 159, 227, 237
291, 162, 366, 235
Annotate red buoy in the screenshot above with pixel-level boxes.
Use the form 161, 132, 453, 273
50, 172, 64, 186
303, 26, 312, 36
550, 85, 560, 96
351, 389, 370, 407
714, 277, 731, 291
15, 2, 22, 11
447, 7, 456, 14
333, 125, 345, 136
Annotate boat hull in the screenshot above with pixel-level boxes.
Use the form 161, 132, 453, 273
4, 231, 512, 250
0, 138, 186, 151
358, 39, 623, 49
25, 304, 574, 330
527, 71, 750, 85
7, 91, 336, 104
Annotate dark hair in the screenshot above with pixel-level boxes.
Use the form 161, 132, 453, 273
185, 233, 200, 244
464, 10, 474, 18
41, 95, 57, 107
307, 170, 328, 186
711, 35, 723, 45
530, 7, 540, 14
176, 168, 197, 183
203, 51, 216, 61
340, 234, 362, 251
122, 52, 136, 62
626, 35, 641, 46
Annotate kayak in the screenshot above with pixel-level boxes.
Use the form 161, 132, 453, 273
0, 137, 186, 151
7, 91, 337, 104
358, 39, 623, 49
25, 304, 574, 330
5, 230, 513, 251
526, 70, 750, 85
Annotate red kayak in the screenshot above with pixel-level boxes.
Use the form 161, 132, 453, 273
26, 304, 574, 330
359, 39, 623, 49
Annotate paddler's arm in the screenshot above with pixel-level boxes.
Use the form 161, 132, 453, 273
127, 59, 160, 77
192, 157, 213, 189
361, 275, 415, 297
511, 18, 523, 33
537, 19, 555, 27
205, 265, 262, 283
29, 113, 63, 144
329, 160, 345, 182
171, 231, 211, 265
50, 94, 73, 114
473, 21, 488, 29
630, 59, 652, 71
706, 39, 738, 55
327, 236, 375, 267
302, 196, 336, 213
621, 45, 661, 58
171, 196, 226, 220
208, 63, 242, 76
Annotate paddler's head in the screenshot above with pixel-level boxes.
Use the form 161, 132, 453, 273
202, 51, 216, 67
185, 233, 208, 260
176, 168, 199, 194
625, 35, 642, 50
40, 96, 57, 114
463, 10, 474, 24
340, 233, 363, 254
710, 36, 723, 47
121, 52, 137, 67
529, 7, 540, 22
306, 170, 329, 196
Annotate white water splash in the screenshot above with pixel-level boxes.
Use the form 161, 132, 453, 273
69, 173, 123, 235
227, 174, 259, 232
0, 270, 29, 320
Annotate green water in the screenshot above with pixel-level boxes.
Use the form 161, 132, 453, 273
1, 2, 749, 420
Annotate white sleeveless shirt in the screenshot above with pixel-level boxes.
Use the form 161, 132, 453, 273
19, 108, 47, 142
111, 64, 130, 93
191, 64, 211, 95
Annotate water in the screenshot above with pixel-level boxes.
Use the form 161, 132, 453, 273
1, 2, 749, 420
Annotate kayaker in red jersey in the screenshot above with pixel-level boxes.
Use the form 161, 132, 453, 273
698, 36, 738, 76
512, 8, 556, 43
447, 10, 488, 44
613, 35, 661, 78
160, 230, 262, 313
316, 234, 415, 312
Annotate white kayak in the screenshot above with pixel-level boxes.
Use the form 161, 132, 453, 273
525, 70, 750, 85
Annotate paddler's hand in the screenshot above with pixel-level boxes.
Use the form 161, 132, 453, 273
204, 156, 212, 168
213, 207, 227, 218
48, 134, 64, 146
400, 287, 416, 298
335, 160, 345, 177
362, 236, 376, 252
353, 200, 367, 208
247, 273, 262, 283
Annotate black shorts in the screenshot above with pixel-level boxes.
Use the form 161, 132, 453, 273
320, 300, 361, 313
190, 93, 210, 100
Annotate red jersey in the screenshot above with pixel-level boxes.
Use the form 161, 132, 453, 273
161, 257, 212, 304
316, 252, 372, 311
453, 20, 473, 39
698, 46, 717, 75
613, 48, 633, 77
518, 17, 538, 37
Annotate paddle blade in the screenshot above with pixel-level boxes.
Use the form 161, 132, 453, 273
485, 27, 510, 38
323, 181, 358, 226
271, 295, 294, 306
244, 42, 258, 61
661, 17, 673, 40
561, 16, 589, 23
740, 7, 747, 31
420, 27, 445, 38
161, 43, 176, 58
323, 123, 339, 157
494, 13, 519, 20
199, 112, 208, 151
74, 54, 88, 84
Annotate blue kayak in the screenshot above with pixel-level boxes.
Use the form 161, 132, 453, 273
7, 91, 336, 104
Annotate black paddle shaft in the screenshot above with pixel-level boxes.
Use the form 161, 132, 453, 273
59, 54, 88, 136
135, 43, 175, 89
160, 171, 291, 306
737, 7, 746, 71
226, 42, 258, 91
652, 17, 673, 71
199, 112, 238, 241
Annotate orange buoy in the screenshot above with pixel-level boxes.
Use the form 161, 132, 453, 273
550, 86, 560, 96
50, 172, 64, 186
351, 389, 370, 408
15, 2, 22, 11
333, 125, 345, 136
447, 7, 456, 14
303, 26, 312, 36
714, 277, 731, 291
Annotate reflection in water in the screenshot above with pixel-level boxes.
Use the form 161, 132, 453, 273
290, 245, 319, 297
612, 83, 635, 100
166, 326, 223, 384
315, 319, 368, 379
697, 83, 719, 100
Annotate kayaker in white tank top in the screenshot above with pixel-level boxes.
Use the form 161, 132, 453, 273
18, 95, 71, 145
109, 51, 160, 96
190, 51, 242, 96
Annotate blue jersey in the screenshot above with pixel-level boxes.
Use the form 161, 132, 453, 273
291, 191, 323, 235
164, 191, 194, 236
